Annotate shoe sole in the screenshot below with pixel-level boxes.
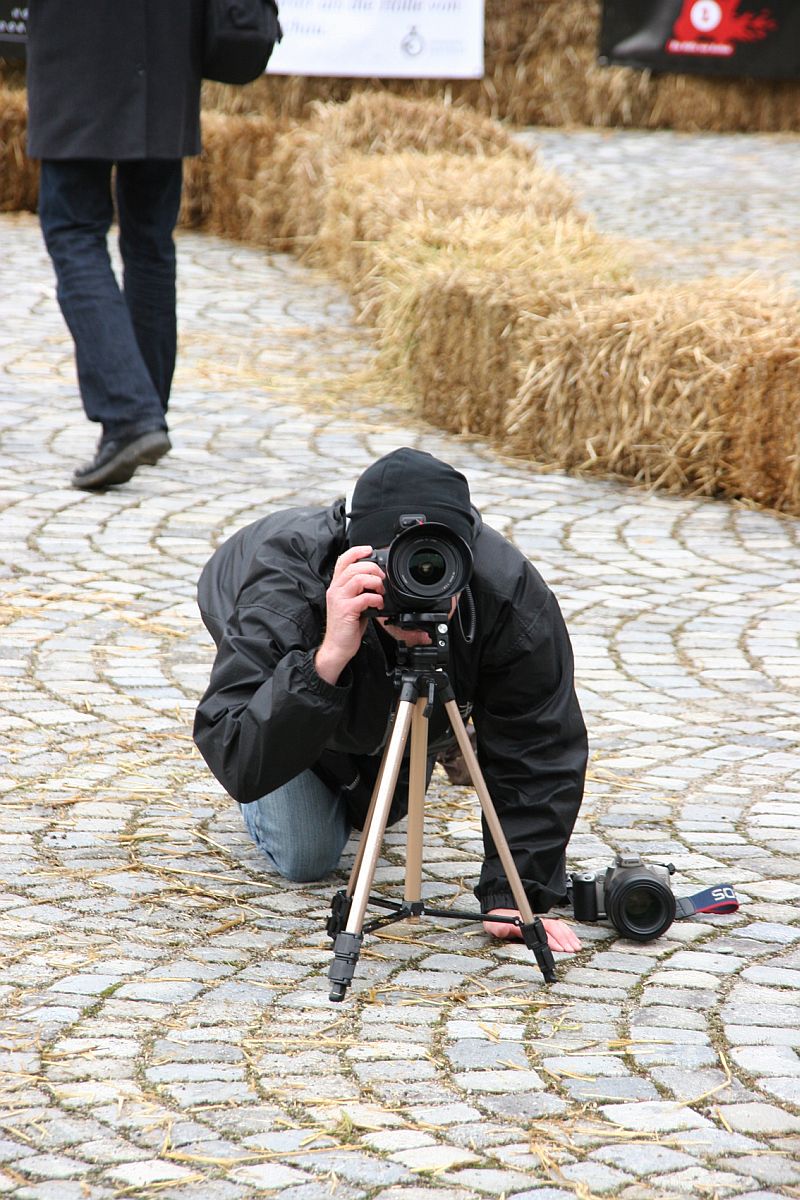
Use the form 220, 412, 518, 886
73, 430, 171, 491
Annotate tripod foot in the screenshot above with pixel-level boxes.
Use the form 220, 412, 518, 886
328, 931, 362, 1002
521, 918, 557, 984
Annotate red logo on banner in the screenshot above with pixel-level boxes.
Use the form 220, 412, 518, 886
667, 0, 776, 56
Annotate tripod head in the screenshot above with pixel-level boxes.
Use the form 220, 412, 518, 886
393, 613, 451, 668
389, 613, 454, 718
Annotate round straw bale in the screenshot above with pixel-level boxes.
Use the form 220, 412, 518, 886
503, 281, 800, 508
314, 148, 579, 283
0, 84, 38, 212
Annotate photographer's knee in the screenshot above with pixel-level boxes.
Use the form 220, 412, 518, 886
270, 843, 342, 883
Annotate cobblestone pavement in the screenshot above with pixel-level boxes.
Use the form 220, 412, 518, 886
521, 128, 800, 293
1, 126, 800, 1200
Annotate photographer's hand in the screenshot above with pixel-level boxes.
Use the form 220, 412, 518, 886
315, 546, 385, 686
484, 909, 582, 953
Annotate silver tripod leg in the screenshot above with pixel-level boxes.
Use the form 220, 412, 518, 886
327, 697, 416, 1001
443, 698, 537, 924
443, 698, 557, 982
404, 698, 429, 910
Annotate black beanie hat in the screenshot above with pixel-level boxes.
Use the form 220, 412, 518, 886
348, 447, 475, 549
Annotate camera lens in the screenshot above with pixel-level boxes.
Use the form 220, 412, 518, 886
604, 874, 676, 942
408, 548, 447, 587
387, 525, 472, 608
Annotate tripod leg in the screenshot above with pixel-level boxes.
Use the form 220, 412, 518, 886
328, 705, 399, 938
404, 698, 429, 912
443, 699, 557, 983
345, 712, 395, 892
328, 697, 415, 1001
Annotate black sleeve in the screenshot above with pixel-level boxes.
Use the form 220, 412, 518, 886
472, 575, 588, 914
192, 602, 351, 805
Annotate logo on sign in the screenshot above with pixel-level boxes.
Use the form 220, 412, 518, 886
401, 26, 424, 56
668, 0, 776, 55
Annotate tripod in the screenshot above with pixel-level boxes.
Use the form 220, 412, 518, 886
326, 620, 557, 1002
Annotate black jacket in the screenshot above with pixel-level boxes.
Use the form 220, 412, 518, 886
193, 502, 588, 913
26, 0, 204, 160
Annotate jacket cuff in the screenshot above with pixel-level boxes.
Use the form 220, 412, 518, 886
475, 885, 569, 915
477, 890, 518, 914
302, 647, 352, 700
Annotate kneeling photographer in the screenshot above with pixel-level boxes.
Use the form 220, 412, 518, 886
193, 448, 588, 953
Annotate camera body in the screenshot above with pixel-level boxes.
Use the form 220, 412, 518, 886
571, 853, 676, 942
366, 516, 473, 617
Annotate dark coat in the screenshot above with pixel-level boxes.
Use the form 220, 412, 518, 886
26, 0, 204, 160
193, 502, 588, 914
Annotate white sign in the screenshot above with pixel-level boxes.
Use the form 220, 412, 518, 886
267, 0, 484, 79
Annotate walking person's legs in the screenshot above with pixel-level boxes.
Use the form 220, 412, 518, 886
38, 159, 170, 489
115, 159, 183, 413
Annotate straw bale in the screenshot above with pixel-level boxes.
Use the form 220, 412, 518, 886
503, 281, 800, 508
302, 91, 521, 157
179, 111, 289, 244
726, 345, 800, 512
0, 58, 25, 88
315, 149, 579, 285
267, 93, 526, 249
367, 209, 632, 323
178, 152, 213, 231
367, 212, 634, 439
0, 84, 38, 212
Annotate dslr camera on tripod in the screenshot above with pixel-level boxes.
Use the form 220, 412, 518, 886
571, 853, 676, 942
366, 515, 473, 618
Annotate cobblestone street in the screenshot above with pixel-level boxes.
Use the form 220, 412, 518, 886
1, 130, 800, 1200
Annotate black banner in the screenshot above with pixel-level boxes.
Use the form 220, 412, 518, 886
600, 0, 800, 79
0, 2, 27, 59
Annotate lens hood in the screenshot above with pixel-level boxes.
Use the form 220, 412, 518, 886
385, 522, 473, 609
604, 869, 676, 942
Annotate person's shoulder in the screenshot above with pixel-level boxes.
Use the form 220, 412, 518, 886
217, 501, 344, 563
199, 501, 345, 607
472, 523, 549, 605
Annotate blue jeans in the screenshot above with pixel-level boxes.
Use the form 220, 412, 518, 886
241, 771, 353, 882
38, 158, 182, 439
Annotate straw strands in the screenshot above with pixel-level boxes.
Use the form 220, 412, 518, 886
504, 282, 800, 510
180, 111, 290, 244
0, 84, 37, 212
266, 92, 525, 249
359, 212, 635, 440
277, 94, 800, 513
314, 150, 579, 284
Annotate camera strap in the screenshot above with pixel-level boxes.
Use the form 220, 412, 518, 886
456, 586, 476, 645
675, 884, 740, 919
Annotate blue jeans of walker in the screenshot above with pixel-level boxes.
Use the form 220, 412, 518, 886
38, 159, 182, 438
241, 771, 352, 882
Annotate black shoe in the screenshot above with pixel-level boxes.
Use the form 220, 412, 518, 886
72, 427, 171, 491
